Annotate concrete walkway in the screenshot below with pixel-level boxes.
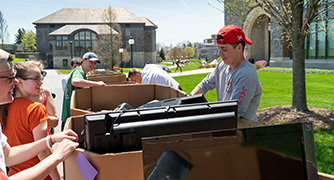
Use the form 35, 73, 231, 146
169, 67, 214, 77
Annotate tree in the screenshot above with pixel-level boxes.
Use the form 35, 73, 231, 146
21, 30, 36, 52
183, 46, 195, 58
0, 11, 9, 49
159, 48, 166, 61
93, 6, 129, 67
15, 28, 26, 45
167, 47, 180, 60
214, 0, 333, 111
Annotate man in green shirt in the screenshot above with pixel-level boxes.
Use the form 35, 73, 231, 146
61, 52, 106, 130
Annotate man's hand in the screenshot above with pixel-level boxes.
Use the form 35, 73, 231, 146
95, 81, 107, 86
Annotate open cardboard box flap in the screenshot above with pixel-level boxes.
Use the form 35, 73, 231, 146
87, 74, 127, 85
70, 84, 187, 116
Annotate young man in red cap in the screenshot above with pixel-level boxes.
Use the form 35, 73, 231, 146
191, 25, 262, 124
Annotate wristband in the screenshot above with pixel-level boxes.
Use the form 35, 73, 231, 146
46, 136, 51, 149
50, 135, 54, 145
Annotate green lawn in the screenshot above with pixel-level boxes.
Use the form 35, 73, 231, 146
174, 68, 334, 175
12, 55, 26, 64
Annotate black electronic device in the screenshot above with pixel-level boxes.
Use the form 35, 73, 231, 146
142, 122, 318, 180
137, 94, 207, 109
84, 101, 238, 154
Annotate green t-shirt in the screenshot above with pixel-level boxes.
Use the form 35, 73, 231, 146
61, 67, 87, 122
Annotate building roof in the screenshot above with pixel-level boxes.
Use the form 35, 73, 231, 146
49, 24, 118, 35
33, 8, 157, 28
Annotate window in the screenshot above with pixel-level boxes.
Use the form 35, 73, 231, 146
317, 21, 326, 58
50, 25, 56, 33
74, 30, 96, 58
125, 24, 131, 36
309, 23, 316, 58
328, 20, 334, 58
56, 36, 69, 50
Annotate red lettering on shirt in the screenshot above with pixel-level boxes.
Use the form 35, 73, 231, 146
238, 86, 247, 106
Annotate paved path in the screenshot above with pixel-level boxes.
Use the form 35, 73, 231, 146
169, 68, 214, 77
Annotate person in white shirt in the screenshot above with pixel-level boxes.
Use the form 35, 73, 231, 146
128, 64, 182, 90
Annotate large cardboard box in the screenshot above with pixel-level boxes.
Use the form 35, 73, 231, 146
63, 115, 144, 180
87, 74, 127, 85
70, 84, 187, 116
63, 118, 334, 180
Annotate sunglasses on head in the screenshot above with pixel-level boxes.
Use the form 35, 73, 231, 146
41, 71, 47, 77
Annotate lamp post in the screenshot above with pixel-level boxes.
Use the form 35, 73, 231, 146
69, 41, 73, 59
119, 47, 124, 73
128, 36, 135, 67
268, 22, 271, 66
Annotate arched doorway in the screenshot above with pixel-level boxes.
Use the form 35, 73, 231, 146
250, 15, 270, 61
243, 6, 271, 62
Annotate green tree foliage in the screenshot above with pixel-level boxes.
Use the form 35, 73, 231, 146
0, 11, 8, 49
159, 48, 166, 60
94, 7, 129, 67
15, 28, 25, 44
183, 46, 195, 58
21, 30, 36, 52
167, 47, 180, 60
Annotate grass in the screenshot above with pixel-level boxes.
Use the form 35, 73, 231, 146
314, 130, 334, 174
174, 67, 334, 175
12, 55, 26, 64
54, 65, 334, 174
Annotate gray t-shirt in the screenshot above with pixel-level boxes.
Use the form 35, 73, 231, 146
198, 60, 262, 122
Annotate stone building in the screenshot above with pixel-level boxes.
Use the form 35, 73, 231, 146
195, 35, 219, 60
33, 8, 157, 68
225, 5, 334, 69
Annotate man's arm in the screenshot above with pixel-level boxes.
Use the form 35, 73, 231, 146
72, 77, 106, 87
190, 86, 204, 96
8, 139, 78, 180
3, 129, 78, 166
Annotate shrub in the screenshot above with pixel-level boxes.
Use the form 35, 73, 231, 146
254, 60, 267, 70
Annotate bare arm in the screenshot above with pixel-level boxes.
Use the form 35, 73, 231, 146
191, 86, 204, 96
33, 121, 61, 180
9, 139, 78, 180
72, 77, 106, 88
43, 88, 59, 127
3, 129, 78, 166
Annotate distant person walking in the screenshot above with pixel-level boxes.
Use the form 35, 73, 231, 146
174, 59, 182, 73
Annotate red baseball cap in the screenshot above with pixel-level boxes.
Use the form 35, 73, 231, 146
216, 25, 252, 45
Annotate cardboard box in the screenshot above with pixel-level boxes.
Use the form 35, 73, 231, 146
63, 118, 334, 180
70, 84, 187, 116
63, 115, 144, 180
87, 74, 127, 85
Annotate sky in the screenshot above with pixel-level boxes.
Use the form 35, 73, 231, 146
0, 0, 224, 47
